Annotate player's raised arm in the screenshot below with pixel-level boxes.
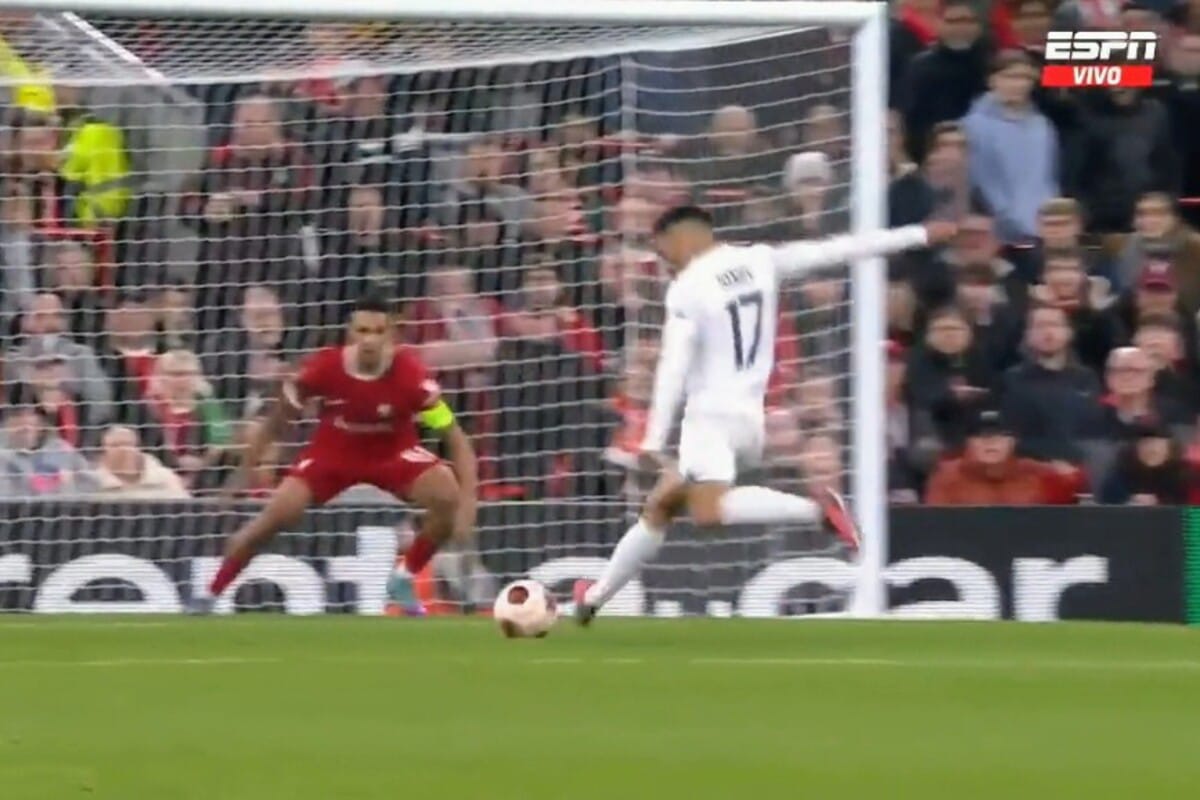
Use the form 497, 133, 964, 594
770, 220, 956, 282
641, 288, 699, 458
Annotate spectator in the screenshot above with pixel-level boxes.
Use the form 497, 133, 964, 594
599, 195, 662, 323
900, 0, 988, 163
0, 179, 37, 341
776, 151, 846, 239
97, 292, 158, 425
25, 349, 91, 450
1132, 313, 1200, 418
55, 83, 132, 227
886, 340, 924, 502
1099, 419, 1196, 505
91, 424, 189, 500
955, 260, 1023, 372
1029, 248, 1120, 372
186, 93, 312, 331
305, 184, 414, 340
964, 50, 1059, 247
5, 109, 70, 225
925, 407, 1074, 505
1023, 197, 1111, 284
0, 393, 93, 498
1114, 260, 1200, 369
905, 304, 995, 451
39, 239, 101, 346
887, 110, 935, 227
497, 264, 606, 375
1054, 0, 1122, 30
1159, 33, 1200, 227
922, 214, 1026, 314
1114, 192, 1200, 313
889, 0, 941, 109
7, 292, 112, 425
492, 266, 607, 497
1003, 304, 1103, 463
201, 285, 296, 420
1076, 87, 1178, 233
439, 135, 529, 245
406, 263, 500, 432
154, 284, 197, 353
921, 121, 974, 223
677, 105, 775, 214
144, 349, 234, 494
1095, 346, 1188, 442
800, 104, 848, 182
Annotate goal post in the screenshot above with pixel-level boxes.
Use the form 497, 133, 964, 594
0, 0, 889, 617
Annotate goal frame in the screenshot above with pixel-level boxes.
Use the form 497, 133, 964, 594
9, 0, 889, 617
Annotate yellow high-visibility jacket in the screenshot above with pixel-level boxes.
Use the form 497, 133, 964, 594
61, 114, 132, 225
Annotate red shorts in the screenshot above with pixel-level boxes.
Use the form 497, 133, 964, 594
288, 445, 442, 505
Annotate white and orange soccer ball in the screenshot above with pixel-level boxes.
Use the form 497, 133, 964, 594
493, 579, 558, 638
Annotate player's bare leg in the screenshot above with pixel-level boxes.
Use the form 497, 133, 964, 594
688, 481, 859, 551
575, 467, 687, 626
190, 476, 314, 613
386, 464, 462, 616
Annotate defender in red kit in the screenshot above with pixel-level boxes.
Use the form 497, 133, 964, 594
192, 294, 477, 615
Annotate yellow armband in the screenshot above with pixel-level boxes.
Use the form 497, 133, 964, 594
418, 400, 455, 431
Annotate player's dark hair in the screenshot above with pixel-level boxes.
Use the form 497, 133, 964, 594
353, 292, 394, 316
653, 205, 714, 235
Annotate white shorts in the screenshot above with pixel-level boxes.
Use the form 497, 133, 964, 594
676, 411, 765, 484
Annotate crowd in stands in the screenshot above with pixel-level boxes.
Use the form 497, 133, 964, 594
1, 4, 1200, 507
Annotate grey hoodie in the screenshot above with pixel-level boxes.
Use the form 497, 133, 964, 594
6, 335, 113, 423
0, 429, 95, 499
963, 93, 1059, 244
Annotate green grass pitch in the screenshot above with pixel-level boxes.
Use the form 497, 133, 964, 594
1, 617, 1198, 799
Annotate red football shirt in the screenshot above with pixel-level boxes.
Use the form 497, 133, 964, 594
291, 345, 440, 464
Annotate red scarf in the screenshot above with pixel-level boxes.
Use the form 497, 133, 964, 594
898, 4, 938, 46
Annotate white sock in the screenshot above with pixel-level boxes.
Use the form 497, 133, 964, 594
584, 518, 665, 608
718, 486, 820, 526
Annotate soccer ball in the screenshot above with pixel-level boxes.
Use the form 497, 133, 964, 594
493, 579, 557, 638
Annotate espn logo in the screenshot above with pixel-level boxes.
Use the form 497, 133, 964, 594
1041, 31, 1157, 88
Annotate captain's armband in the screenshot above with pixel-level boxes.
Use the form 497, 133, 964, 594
418, 400, 456, 432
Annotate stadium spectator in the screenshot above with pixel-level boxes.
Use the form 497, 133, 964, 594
39, 239, 101, 346
492, 266, 607, 497
964, 50, 1059, 247
887, 111, 935, 228
925, 408, 1074, 505
1095, 346, 1189, 441
96, 292, 161, 434
1114, 261, 1200, 368
1029, 248, 1120, 372
440, 135, 529, 245
4, 109, 70, 226
91, 424, 189, 500
886, 340, 924, 502
406, 262, 499, 433
921, 214, 1025, 315
677, 105, 774, 219
1099, 419, 1197, 505
905, 304, 995, 451
0, 179, 38, 340
304, 183, 414, 340
1076, 87, 1178, 233
599, 195, 662, 323
887, 277, 919, 348
924, 122, 975, 224
800, 104, 848, 182
1160, 33, 1200, 226
144, 349, 234, 494
154, 283, 197, 353
955, 260, 1023, 372
889, 0, 941, 109
55, 83, 132, 227
8, 292, 111, 424
899, 0, 988, 163
1132, 313, 1200, 418
185, 93, 312, 331
1023, 197, 1108, 285
1114, 192, 1200, 313
776, 151, 846, 239
201, 285, 296, 420
0, 391, 93, 498
1053, 0, 1122, 30
1002, 304, 1103, 463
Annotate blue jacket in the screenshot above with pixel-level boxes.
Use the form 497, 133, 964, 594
963, 93, 1059, 244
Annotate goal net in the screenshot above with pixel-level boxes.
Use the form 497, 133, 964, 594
0, 1, 886, 617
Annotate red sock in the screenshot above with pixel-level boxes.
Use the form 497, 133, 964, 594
404, 535, 439, 574
209, 554, 250, 597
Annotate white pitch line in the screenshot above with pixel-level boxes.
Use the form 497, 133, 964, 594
0, 656, 279, 669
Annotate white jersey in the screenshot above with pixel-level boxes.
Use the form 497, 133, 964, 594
666, 243, 780, 418
640, 225, 930, 458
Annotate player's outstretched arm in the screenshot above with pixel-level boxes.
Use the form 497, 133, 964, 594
641, 302, 698, 458
225, 383, 300, 499
771, 220, 956, 281
420, 401, 478, 539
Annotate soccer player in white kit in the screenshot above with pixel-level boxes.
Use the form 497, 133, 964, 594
574, 206, 956, 624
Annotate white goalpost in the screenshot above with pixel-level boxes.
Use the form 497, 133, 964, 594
0, 0, 888, 617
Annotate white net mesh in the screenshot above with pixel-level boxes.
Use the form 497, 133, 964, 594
0, 9, 861, 616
